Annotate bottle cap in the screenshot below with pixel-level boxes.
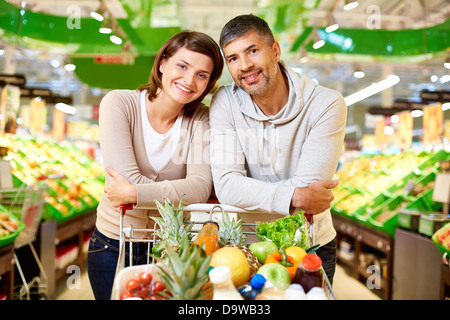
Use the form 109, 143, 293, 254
250, 273, 266, 290
209, 266, 232, 284
301, 253, 322, 271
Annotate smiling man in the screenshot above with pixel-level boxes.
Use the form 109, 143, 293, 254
209, 14, 347, 283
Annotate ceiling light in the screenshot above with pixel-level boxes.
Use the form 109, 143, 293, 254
325, 14, 339, 33
299, 56, 308, 63
325, 24, 339, 33
353, 70, 365, 78
110, 35, 123, 45
411, 110, 423, 118
64, 63, 76, 72
90, 12, 104, 22
55, 103, 76, 115
311, 30, 325, 49
99, 27, 112, 34
50, 59, 60, 68
344, 1, 359, 11
442, 103, 450, 111
313, 40, 325, 49
440, 75, 450, 84
344, 74, 400, 106
384, 125, 394, 136
299, 47, 308, 63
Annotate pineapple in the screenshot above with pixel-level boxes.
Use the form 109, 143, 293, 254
150, 198, 194, 258
218, 213, 261, 278
157, 234, 212, 300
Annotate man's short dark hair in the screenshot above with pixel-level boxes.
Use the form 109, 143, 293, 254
219, 14, 275, 49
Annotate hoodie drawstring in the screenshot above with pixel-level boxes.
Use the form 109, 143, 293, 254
258, 121, 279, 178
270, 123, 278, 176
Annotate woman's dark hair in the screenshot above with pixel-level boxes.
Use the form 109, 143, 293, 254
219, 14, 275, 49
138, 31, 224, 114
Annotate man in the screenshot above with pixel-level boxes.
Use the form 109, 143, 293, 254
209, 14, 347, 283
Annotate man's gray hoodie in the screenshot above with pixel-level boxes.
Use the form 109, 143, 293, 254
209, 61, 347, 247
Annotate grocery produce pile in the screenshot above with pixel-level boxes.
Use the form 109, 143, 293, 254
332, 150, 448, 235
116, 199, 330, 301
1, 134, 104, 222
432, 222, 450, 255
0, 209, 24, 247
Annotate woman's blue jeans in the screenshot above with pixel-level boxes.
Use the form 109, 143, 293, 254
87, 227, 150, 300
315, 238, 337, 285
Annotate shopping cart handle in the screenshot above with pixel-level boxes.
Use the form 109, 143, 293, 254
119, 203, 133, 215
305, 213, 313, 223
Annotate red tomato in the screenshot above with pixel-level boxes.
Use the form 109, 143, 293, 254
126, 279, 140, 293
137, 285, 147, 297
152, 280, 164, 293
138, 272, 152, 286
120, 292, 134, 300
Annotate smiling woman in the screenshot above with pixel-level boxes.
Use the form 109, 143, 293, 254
139, 31, 224, 115
157, 47, 214, 116
87, 30, 223, 300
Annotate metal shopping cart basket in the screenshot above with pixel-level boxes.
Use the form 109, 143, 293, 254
111, 203, 336, 300
0, 184, 48, 300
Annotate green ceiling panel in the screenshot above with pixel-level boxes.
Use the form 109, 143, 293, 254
71, 55, 155, 90
0, 0, 180, 89
291, 18, 450, 58
0, 0, 180, 55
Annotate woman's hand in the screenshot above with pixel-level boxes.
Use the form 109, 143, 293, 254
104, 167, 137, 207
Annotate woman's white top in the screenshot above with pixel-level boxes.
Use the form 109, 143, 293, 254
140, 90, 182, 172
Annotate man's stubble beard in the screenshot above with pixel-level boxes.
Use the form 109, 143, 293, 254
237, 59, 278, 97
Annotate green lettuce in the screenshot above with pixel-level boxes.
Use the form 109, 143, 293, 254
256, 212, 308, 250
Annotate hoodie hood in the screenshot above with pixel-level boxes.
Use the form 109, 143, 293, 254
232, 60, 318, 125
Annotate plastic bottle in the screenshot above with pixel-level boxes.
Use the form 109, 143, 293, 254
195, 221, 219, 255
254, 287, 286, 300
306, 287, 327, 300
292, 253, 323, 293
209, 266, 244, 300
238, 273, 266, 300
284, 283, 307, 300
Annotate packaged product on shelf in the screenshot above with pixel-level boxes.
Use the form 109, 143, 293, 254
418, 213, 450, 237
2, 134, 105, 222
0, 210, 24, 248
432, 222, 450, 253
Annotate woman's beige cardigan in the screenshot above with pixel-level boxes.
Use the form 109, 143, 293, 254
96, 89, 212, 239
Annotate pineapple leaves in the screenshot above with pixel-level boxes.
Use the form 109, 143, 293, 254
156, 232, 211, 300
218, 212, 247, 246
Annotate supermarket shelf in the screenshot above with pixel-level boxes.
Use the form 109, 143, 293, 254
39, 210, 96, 298
441, 263, 450, 300
333, 213, 393, 300
0, 244, 14, 300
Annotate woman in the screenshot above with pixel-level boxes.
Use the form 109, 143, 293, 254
87, 31, 224, 300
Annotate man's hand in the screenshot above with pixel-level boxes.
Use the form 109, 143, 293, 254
290, 179, 339, 215
104, 167, 137, 208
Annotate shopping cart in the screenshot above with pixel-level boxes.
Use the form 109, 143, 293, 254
112, 203, 336, 300
0, 184, 48, 300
